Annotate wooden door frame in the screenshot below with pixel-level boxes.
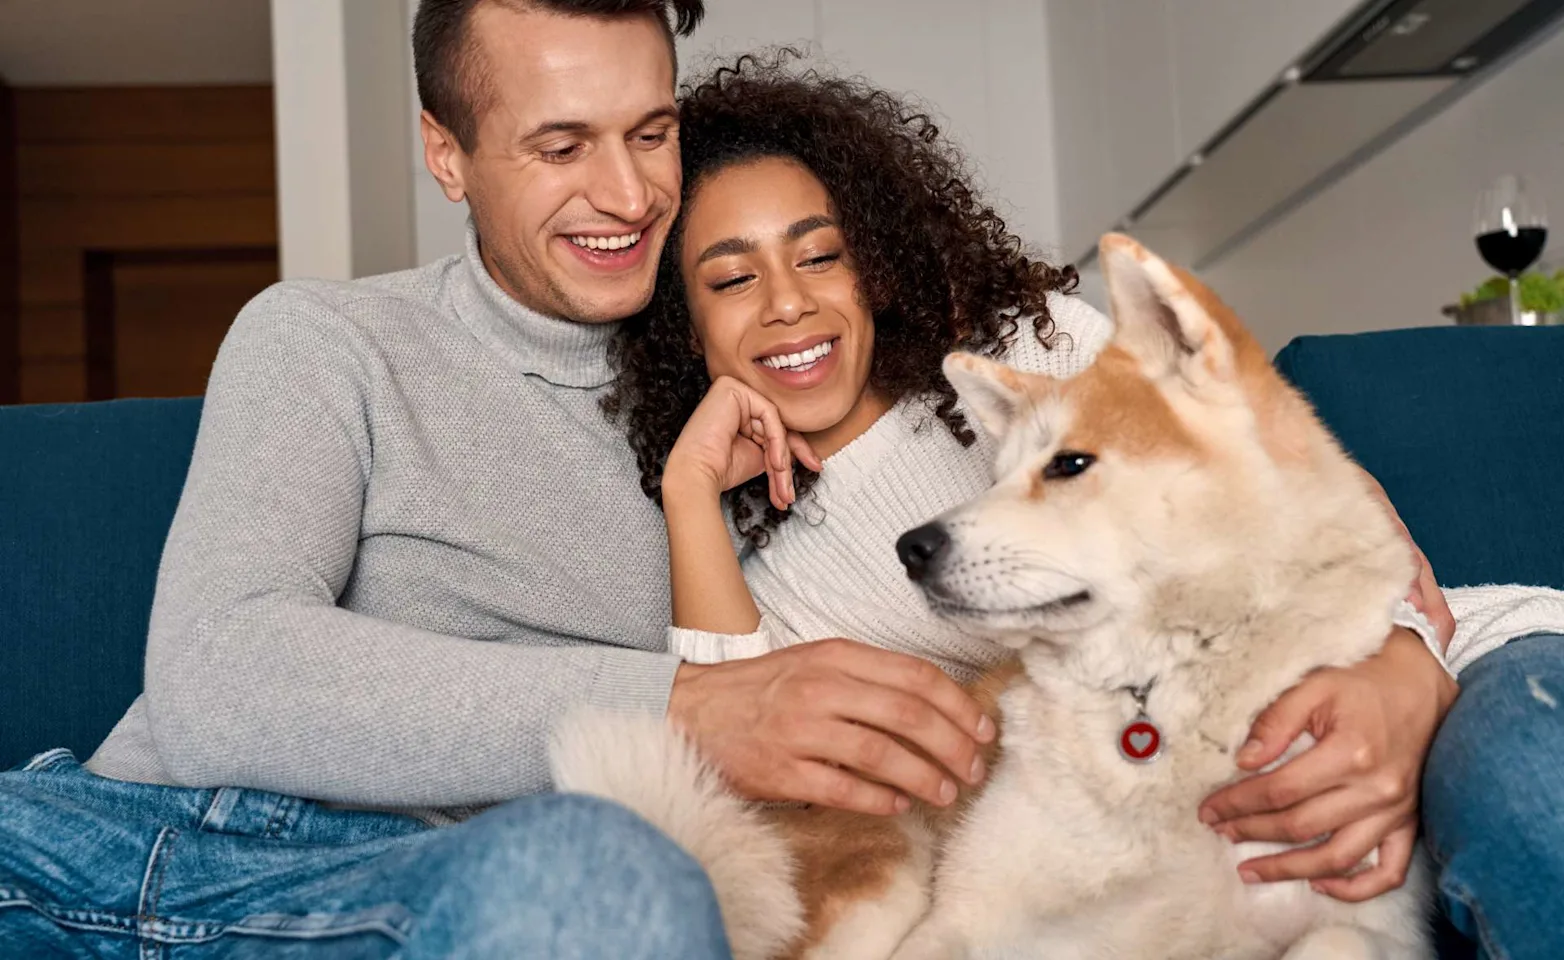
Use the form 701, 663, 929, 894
0, 79, 19, 405
81, 245, 278, 401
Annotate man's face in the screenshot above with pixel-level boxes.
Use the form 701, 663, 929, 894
431, 5, 681, 323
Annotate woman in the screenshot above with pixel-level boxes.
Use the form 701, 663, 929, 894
607, 51, 1453, 902
609, 55, 1107, 681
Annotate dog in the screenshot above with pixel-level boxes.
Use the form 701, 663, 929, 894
549, 234, 1431, 959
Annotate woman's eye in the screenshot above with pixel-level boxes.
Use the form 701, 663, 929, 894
1043, 451, 1096, 480
801, 252, 841, 268
710, 274, 754, 292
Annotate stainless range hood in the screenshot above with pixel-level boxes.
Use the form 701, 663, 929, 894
1085, 0, 1564, 271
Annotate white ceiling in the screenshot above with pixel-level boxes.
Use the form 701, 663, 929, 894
0, 0, 272, 86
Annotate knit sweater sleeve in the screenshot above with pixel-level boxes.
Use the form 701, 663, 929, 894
1444, 585, 1564, 674
143, 285, 679, 807
667, 613, 804, 664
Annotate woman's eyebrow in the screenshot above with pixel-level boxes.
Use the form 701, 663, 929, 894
695, 236, 757, 265
784, 215, 835, 242
694, 214, 837, 266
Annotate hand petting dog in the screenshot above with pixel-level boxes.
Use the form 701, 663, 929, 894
669, 639, 995, 815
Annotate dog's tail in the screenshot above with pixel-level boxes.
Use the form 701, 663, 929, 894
549, 710, 805, 960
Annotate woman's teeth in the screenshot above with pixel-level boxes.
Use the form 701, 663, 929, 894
760, 339, 835, 372
567, 231, 643, 251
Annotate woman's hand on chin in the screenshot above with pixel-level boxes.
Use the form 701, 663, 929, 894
664, 376, 822, 511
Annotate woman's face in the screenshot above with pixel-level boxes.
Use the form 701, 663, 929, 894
679, 157, 882, 447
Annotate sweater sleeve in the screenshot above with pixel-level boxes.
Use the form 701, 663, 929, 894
667, 612, 805, 664
1444, 585, 1564, 675
143, 285, 680, 807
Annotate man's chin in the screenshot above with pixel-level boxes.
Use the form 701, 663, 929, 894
548, 262, 661, 325
567, 290, 657, 325
548, 271, 659, 325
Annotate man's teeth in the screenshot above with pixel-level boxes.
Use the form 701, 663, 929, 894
567, 231, 643, 251
760, 339, 835, 371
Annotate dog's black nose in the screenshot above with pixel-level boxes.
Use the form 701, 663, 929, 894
896, 523, 950, 581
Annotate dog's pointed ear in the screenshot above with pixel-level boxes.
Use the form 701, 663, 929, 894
1099, 234, 1237, 386
944, 352, 1026, 438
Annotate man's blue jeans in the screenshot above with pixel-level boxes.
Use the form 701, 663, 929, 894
1424, 633, 1564, 960
0, 751, 730, 958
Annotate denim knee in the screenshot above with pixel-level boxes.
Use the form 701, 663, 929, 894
463, 791, 711, 883
405, 792, 728, 959
1424, 633, 1564, 845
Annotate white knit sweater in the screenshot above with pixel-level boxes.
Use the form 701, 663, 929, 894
669, 293, 1564, 679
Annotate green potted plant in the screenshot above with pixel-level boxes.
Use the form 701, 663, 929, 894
1444, 268, 1564, 326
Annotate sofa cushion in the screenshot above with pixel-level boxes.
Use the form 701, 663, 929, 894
1275, 326, 1564, 592
0, 397, 201, 770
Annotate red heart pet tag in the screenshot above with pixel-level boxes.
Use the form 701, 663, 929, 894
1118, 718, 1162, 764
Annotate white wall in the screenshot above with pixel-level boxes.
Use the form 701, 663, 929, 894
273, 0, 416, 281
1200, 25, 1564, 353
409, 0, 1063, 265
0, 0, 272, 86
1046, 0, 1362, 266
408, 0, 468, 265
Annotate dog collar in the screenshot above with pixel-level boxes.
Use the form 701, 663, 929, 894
1117, 680, 1162, 764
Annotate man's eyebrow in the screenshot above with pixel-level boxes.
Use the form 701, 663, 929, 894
518, 106, 678, 145
696, 236, 757, 265
518, 120, 591, 143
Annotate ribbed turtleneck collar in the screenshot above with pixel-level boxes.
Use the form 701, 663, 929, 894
449, 219, 620, 388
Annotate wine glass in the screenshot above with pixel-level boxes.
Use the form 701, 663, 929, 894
1474, 175, 1549, 325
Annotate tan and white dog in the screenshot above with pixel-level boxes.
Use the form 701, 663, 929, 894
550, 235, 1431, 959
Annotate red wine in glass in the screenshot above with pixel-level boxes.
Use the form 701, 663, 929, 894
1473, 175, 1549, 324
1477, 227, 1547, 276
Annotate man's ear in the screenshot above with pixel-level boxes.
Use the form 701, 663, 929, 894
944, 352, 1026, 439
1099, 233, 1235, 386
421, 110, 469, 203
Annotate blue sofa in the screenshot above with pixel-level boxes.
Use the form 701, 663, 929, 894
2, 326, 1561, 955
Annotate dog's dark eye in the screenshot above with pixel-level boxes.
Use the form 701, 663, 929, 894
1043, 451, 1096, 480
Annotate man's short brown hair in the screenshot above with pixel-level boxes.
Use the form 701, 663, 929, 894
413, 0, 704, 152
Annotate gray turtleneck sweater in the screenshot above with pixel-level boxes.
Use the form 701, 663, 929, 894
86, 225, 679, 821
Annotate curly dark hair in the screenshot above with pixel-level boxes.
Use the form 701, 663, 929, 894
604, 49, 1078, 546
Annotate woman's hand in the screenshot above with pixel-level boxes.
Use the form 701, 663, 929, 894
664, 376, 822, 510
1198, 627, 1459, 900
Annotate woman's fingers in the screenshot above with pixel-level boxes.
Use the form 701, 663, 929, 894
1310, 821, 1417, 901
788, 431, 823, 472
736, 391, 797, 508
719, 377, 824, 509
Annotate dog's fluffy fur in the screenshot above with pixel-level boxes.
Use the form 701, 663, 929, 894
550, 235, 1431, 959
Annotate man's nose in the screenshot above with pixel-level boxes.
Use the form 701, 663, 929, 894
896, 523, 950, 581
586, 145, 653, 224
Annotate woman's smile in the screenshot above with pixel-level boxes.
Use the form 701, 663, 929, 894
754, 335, 840, 384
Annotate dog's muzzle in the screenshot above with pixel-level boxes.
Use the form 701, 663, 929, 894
896, 522, 950, 582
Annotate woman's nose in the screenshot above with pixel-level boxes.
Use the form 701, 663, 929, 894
764, 274, 815, 326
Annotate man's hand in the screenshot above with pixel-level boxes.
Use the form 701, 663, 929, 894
1198, 627, 1459, 900
667, 639, 996, 815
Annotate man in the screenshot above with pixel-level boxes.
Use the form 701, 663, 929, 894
0, 1, 995, 955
